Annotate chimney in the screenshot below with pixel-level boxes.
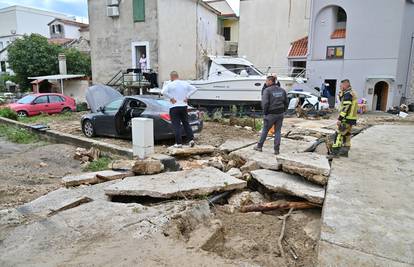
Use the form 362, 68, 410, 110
58, 53, 67, 75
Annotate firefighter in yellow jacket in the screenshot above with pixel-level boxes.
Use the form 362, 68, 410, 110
331, 79, 358, 157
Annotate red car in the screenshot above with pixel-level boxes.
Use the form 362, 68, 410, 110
8, 93, 76, 117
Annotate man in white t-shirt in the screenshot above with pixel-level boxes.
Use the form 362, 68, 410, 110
161, 71, 197, 148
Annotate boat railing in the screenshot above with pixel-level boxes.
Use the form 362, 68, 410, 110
257, 67, 308, 79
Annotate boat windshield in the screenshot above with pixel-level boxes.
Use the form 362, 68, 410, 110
221, 64, 263, 76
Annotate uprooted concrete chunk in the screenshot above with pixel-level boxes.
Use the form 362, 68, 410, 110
109, 159, 136, 171
132, 159, 164, 175
151, 154, 181, 171
240, 161, 260, 173
276, 153, 330, 185
226, 168, 243, 179
62, 170, 133, 187
167, 145, 216, 157
104, 167, 246, 198
229, 138, 314, 171
251, 169, 325, 204
186, 220, 224, 251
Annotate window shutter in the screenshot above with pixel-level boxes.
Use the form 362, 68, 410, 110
133, 0, 145, 22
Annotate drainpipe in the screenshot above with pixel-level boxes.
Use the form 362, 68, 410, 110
404, 34, 414, 103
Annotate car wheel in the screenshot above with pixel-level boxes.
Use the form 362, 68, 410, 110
82, 120, 95, 137
62, 107, 72, 113
303, 104, 313, 110
16, 110, 28, 118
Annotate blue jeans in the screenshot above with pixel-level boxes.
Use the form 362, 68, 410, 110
257, 113, 284, 152
170, 106, 194, 145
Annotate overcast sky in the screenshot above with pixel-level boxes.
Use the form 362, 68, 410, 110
0, 0, 240, 19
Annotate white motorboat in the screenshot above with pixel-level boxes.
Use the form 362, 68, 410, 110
189, 56, 305, 107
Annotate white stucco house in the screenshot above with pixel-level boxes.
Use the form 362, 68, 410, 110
238, 0, 310, 71
88, 0, 225, 85
204, 0, 239, 56
0, 5, 75, 73
306, 0, 414, 111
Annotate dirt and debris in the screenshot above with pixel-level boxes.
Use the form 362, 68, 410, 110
0, 138, 82, 209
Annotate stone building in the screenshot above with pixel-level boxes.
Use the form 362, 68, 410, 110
238, 0, 310, 70
306, 0, 414, 110
88, 0, 225, 85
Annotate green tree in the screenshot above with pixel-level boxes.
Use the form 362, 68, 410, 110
7, 34, 61, 89
64, 48, 91, 77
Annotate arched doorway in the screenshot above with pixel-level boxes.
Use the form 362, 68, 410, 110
373, 81, 389, 111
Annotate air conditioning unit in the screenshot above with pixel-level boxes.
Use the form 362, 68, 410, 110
107, 0, 119, 6
107, 6, 120, 17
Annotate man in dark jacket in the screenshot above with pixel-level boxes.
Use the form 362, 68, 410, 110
254, 76, 289, 155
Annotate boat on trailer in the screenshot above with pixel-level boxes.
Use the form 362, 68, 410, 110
188, 56, 306, 109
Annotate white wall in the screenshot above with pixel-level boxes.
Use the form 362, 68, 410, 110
307, 0, 411, 110
64, 79, 89, 103
0, 9, 17, 37
196, 3, 224, 80
157, 0, 197, 81
238, 0, 310, 70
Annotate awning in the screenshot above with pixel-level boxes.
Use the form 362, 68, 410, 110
28, 74, 85, 94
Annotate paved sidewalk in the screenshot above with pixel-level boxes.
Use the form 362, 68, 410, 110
319, 125, 414, 266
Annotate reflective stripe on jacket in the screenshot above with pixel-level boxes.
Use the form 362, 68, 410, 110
338, 88, 358, 124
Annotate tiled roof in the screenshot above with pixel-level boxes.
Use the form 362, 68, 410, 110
48, 38, 74, 45
288, 36, 308, 58
331, 28, 346, 39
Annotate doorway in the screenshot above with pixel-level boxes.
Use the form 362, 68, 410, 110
324, 79, 337, 108
373, 81, 389, 111
131, 41, 150, 71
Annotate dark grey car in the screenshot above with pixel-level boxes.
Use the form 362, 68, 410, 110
81, 95, 203, 141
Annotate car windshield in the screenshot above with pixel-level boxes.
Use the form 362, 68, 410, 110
17, 95, 36, 104
104, 98, 123, 112
222, 64, 263, 76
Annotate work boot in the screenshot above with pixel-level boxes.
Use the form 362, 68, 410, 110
338, 147, 350, 157
253, 145, 262, 152
327, 147, 340, 159
274, 150, 280, 155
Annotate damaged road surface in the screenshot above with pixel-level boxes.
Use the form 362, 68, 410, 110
104, 167, 246, 199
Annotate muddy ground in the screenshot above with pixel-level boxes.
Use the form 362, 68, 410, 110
0, 138, 82, 209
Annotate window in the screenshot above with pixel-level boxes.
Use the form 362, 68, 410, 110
49, 95, 65, 103
0, 61, 5, 72
51, 25, 56, 34
326, 46, 344, 59
17, 95, 36, 104
223, 27, 231, 41
222, 64, 263, 76
104, 98, 123, 112
337, 7, 347, 23
34, 96, 49, 104
133, 0, 145, 22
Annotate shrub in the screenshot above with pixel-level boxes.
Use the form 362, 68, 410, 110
83, 156, 112, 172
0, 107, 18, 120
76, 102, 88, 112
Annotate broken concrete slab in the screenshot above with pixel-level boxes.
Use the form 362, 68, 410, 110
186, 221, 224, 251
167, 145, 216, 157
105, 167, 246, 198
240, 161, 260, 173
132, 159, 164, 175
276, 153, 330, 185
219, 138, 257, 153
62, 170, 133, 187
229, 138, 314, 171
151, 153, 180, 171
109, 159, 135, 171
226, 168, 242, 179
319, 125, 414, 266
251, 169, 325, 204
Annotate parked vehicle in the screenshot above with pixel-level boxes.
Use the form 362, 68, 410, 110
81, 90, 203, 141
8, 93, 76, 117
287, 90, 329, 111
187, 56, 305, 108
